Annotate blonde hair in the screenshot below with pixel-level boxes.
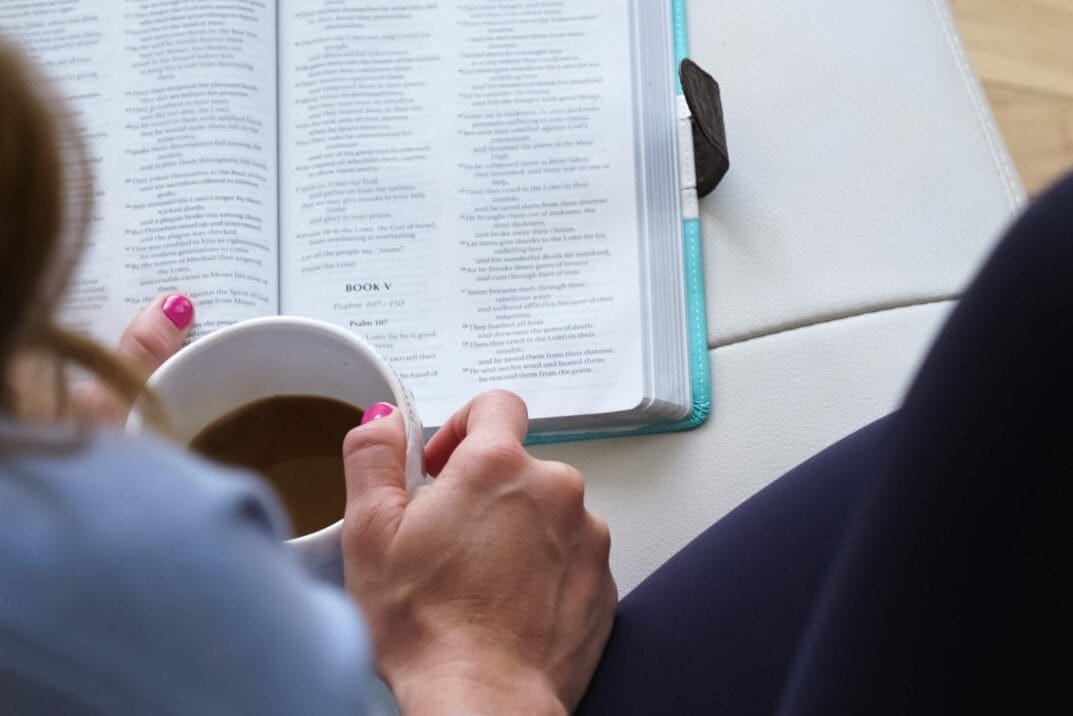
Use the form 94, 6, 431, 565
0, 39, 147, 420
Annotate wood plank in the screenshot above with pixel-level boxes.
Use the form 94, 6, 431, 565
951, 0, 1073, 99
951, 0, 1073, 196
982, 83, 1073, 195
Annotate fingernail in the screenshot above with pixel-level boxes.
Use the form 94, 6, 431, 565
361, 402, 394, 425
162, 294, 193, 330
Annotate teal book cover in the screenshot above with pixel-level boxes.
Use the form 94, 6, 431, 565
527, 0, 710, 445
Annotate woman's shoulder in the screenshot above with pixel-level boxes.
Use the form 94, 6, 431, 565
0, 422, 289, 544
0, 422, 294, 621
0, 422, 371, 714
0, 422, 298, 617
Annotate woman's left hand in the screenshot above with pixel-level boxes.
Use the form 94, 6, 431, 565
74, 293, 194, 422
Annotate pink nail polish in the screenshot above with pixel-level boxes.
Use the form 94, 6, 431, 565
361, 403, 394, 424
162, 294, 193, 330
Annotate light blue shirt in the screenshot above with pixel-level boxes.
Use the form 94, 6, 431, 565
0, 421, 373, 714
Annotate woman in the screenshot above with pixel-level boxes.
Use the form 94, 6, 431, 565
3, 37, 1071, 714
0, 41, 613, 714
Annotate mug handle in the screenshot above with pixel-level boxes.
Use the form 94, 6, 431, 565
399, 385, 428, 493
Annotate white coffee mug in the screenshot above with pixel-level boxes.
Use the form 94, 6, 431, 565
126, 316, 425, 585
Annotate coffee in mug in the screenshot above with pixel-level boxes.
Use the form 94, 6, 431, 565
127, 316, 425, 584
190, 395, 365, 537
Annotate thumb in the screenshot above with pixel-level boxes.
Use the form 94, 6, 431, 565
343, 403, 411, 547
117, 293, 195, 376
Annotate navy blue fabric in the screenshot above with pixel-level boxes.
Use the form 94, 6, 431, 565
580, 173, 1073, 715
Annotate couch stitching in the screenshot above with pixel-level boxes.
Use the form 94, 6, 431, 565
704, 2, 1017, 352
929, 0, 1024, 209
710, 294, 958, 349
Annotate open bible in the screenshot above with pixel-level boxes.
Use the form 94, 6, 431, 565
4, 0, 708, 438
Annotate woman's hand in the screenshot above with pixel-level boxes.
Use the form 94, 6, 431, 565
74, 293, 194, 422
342, 390, 616, 715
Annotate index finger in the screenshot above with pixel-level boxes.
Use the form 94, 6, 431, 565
116, 293, 194, 375
72, 293, 194, 423
424, 389, 529, 476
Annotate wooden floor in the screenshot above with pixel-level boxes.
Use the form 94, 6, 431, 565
951, 0, 1073, 197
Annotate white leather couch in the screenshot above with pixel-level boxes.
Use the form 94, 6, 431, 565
531, 0, 1026, 594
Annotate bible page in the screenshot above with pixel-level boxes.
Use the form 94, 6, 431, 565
278, 1, 642, 427
2, 0, 279, 343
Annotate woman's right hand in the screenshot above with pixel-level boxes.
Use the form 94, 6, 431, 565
341, 390, 616, 715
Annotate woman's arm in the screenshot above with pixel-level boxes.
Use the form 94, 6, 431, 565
342, 390, 617, 714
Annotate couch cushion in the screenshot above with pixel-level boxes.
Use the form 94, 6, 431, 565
688, 0, 1023, 346
532, 301, 955, 594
